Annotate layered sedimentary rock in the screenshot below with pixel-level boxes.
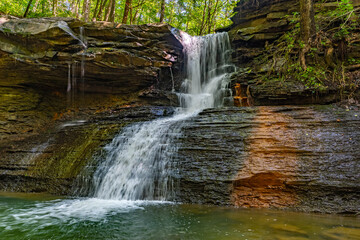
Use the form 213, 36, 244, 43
0, 106, 174, 194
225, 0, 360, 105
0, 17, 183, 142
0, 17, 183, 193
176, 106, 360, 213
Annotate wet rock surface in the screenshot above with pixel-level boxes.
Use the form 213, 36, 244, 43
0, 106, 174, 194
176, 106, 360, 213
0, 17, 183, 144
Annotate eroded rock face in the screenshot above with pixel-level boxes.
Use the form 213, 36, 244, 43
0, 17, 184, 143
0, 17, 184, 194
0, 106, 175, 194
225, 0, 360, 105
176, 106, 360, 213
227, 0, 297, 67
0, 17, 184, 94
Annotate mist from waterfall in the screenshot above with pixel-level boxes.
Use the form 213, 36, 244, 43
91, 32, 234, 201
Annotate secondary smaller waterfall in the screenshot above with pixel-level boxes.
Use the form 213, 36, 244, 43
90, 32, 234, 201
60, 22, 87, 103
57, 21, 87, 49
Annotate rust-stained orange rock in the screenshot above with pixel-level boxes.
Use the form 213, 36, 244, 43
231, 107, 299, 208
234, 83, 250, 107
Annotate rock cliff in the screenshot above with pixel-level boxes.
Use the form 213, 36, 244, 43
176, 105, 360, 213
0, 17, 183, 144
0, 17, 183, 193
0, 14, 359, 215
225, 0, 360, 105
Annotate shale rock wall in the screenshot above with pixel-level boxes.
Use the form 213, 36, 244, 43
0, 17, 183, 143
0, 17, 183, 193
176, 106, 360, 214
225, 0, 360, 105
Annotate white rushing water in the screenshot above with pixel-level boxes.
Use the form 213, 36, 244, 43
57, 21, 87, 49
91, 32, 235, 201
61, 22, 87, 103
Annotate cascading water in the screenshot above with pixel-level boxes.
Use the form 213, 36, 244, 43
91, 32, 235, 201
57, 21, 87, 48
59, 21, 87, 104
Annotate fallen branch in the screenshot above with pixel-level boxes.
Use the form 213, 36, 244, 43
346, 64, 360, 71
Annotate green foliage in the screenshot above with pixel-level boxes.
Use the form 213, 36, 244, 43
0, 0, 27, 16
289, 63, 326, 90
0, 0, 237, 36
330, 0, 353, 17
348, 58, 360, 64
327, 0, 359, 39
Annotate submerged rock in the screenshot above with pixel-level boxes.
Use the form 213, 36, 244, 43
321, 226, 360, 240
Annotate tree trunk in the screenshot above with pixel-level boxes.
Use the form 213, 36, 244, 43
209, 0, 220, 34
97, 0, 108, 20
104, 0, 112, 21
109, 0, 116, 22
122, 0, 132, 24
74, 0, 81, 19
92, 0, 101, 21
24, 0, 33, 17
199, 0, 208, 35
53, 0, 58, 16
299, 0, 316, 70
206, 0, 213, 34
159, 0, 165, 23
83, 0, 91, 22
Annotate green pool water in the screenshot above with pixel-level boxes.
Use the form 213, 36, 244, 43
0, 193, 359, 240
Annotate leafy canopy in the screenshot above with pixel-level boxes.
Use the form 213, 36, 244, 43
0, 0, 237, 36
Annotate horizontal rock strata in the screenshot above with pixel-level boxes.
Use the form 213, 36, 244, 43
176, 106, 360, 213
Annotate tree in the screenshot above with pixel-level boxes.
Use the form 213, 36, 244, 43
52, 0, 58, 16
122, 0, 132, 24
104, 0, 116, 22
96, 0, 109, 21
1, 0, 236, 36
92, 0, 101, 20
130, 0, 146, 24
23, 0, 33, 17
159, 0, 165, 23
83, 0, 91, 22
299, 0, 316, 69
108, 0, 116, 22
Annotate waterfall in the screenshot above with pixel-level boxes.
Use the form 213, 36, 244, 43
60, 22, 87, 104
91, 32, 234, 201
57, 21, 87, 49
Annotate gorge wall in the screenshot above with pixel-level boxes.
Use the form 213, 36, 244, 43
0, 16, 184, 142
176, 106, 360, 214
0, 7, 359, 215
0, 17, 183, 194
225, 0, 360, 106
